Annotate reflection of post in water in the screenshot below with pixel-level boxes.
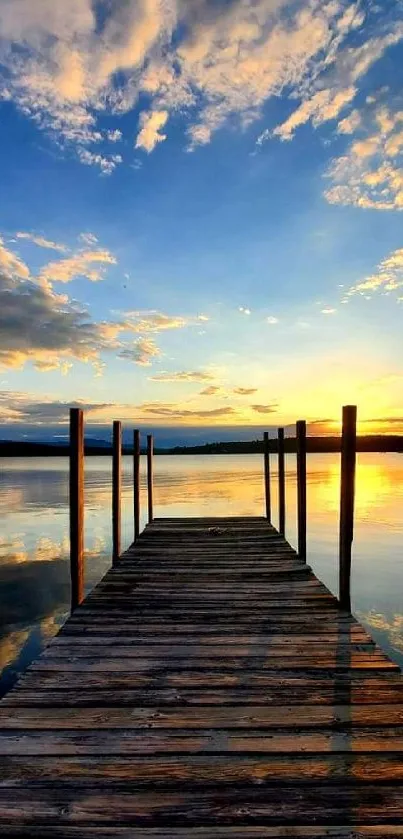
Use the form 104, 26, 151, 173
69, 407, 84, 611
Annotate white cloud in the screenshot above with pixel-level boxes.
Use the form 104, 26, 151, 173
150, 370, 216, 383
325, 104, 403, 210
337, 109, 362, 135
347, 247, 403, 298
2, 0, 401, 166
79, 232, 98, 246
123, 311, 207, 333
266, 316, 279, 324
0, 237, 30, 279
267, 17, 403, 143
15, 232, 67, 253
39, 248, 116, 286
321, 307, 337, 314
135, 110, 169, 153
239, 306, 251, 315
118, 337, 161, 366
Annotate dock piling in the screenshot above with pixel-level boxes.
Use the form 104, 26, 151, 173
263, 431, 271, 521
112, 420, 122, 564
278, 427, 285, 536
69, 407, 84, 612
296, 419, 307, 562
133, 429, 140, 540
339, 404, 357, 610
147, 433, 154, 523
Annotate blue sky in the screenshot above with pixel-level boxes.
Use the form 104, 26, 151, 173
0, 0, 403, 439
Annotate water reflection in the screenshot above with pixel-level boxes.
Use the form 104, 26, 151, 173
1, 452, 402, 695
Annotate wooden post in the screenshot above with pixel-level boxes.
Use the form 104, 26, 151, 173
147, 433, 154, 523
133, 429, 141, 541
278, 428, 285, 536
112, 420, 122, 564
296, 420, 307, 562
263, 431, 271, 521
339, 405, 357, 611
69, 408, 84, 612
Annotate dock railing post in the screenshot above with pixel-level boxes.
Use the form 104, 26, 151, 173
69, 407, 84, 612
278, 428, 285, 536
339, 405, 357, 611
112, 420, 122, 564
263, 431, 271, 521
296, 420, 307, 562
133, 429, 141, 541
147, 433, 154, 523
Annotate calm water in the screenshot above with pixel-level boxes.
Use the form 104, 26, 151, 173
1, 452, 403, 695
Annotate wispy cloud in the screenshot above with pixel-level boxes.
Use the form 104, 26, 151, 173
138, 403, 237, 421
15, 232, 67, 253
251, 404, 278, 414
150, 371, 216, 383
200, 385, 223, 396
39, 248, 116, 286
0, 237, 30, 279
233, 387, 258, 396
347, 247, 403, 299
123, 311, 208, 333
325, 103, 403, 211
118, 338, 161, 366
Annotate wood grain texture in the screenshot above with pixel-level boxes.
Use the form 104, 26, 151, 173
1, 515, 403, 832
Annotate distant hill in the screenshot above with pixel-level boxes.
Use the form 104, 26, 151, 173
167, 436, 403, 455
0, 435, 402, 456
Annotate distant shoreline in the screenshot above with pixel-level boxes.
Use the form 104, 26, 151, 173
1, 436, 402, 457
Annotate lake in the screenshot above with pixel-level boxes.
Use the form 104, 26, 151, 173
1, 451, 403, 696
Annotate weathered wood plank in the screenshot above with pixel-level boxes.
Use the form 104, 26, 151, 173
2, 705, 403, 729
1, 784, 403, 824
2, 514, 403, 834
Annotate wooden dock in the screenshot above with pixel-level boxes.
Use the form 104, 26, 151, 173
1, 515, 403, 835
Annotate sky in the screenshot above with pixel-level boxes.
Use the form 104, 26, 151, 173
0, 0, 403, 443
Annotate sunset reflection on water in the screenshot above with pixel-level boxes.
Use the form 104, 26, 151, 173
0, 451, 402, 694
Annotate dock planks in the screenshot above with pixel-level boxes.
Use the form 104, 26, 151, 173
1, 516, 403, 836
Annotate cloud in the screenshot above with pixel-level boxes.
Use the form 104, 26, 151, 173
3, 0, 400, 166
238, 306, 251, 315
233, 387, 258, 395
200, 385, 223, 396
325, 104, 403, 210
15, 232, 67, 253
269, 19, 403, 142
150, 370, 216, 383
0, 238, 30, 279
337, 109, 362, 135
118, 337, 161, 366
266, 316, 279, 324
321, 307, 337, 314
0, 240, 161, 372
251, 404, 278, 413
0, 393, 111, 425
79, 232, 98, 246
135, 110, 169, 153
347, 247, 403, 298
39, 248, 116, 286
138, 403, 237, 420
123, 311, 208, 333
